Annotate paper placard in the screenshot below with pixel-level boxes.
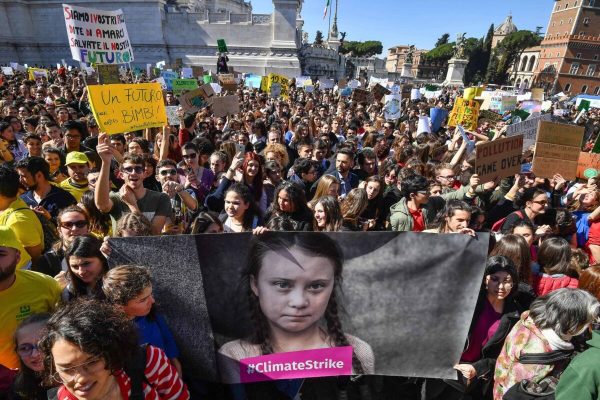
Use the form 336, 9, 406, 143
87, 83, 167, 134
266, 73, 289, 99
28, 68, 48, 80
410, 88, 421, 101
172, 79, 199, 95
417, 116, 431, 134
244, 75, 262, 89
348, 79, 360, 89
161, 71, 178, 91
371, 84, 391, 102
211, 95, 240, 118
430, 107, 449, 133
475, 135, 524, 182
178, 84, 214, 113
166, 105, 181, 126
532, 121, 584, 180
506, 113, 552, 151
62, 3, 133, 64
448, 98, 480, 131
384, 94, 401, 120
1, 67, 14, 76
181, 67, 193, 79
320, 78, 334, 90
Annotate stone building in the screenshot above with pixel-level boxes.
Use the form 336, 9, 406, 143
0, 0, 303, 76
509, 46, 541, 89
386, 45, 446, 81
492, 14, 518, 49
533, 0, 600, 95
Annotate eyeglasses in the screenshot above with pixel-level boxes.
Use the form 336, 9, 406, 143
532, 200, 548, 206
60, 220, 88, 229
182, 153, 197, 159
64, 135, 80, 139
52, 356, 105, 384
439, 175, 455, 180
122, 166, 144, 174
159, 169, 177, 176
17, 343, 40, 357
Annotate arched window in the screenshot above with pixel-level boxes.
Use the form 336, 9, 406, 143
520, 56, 529, 71
516, 78, 522, 87
594, 86, 600, 95
582, 85, 588, 93
524, 79, 530, 89
528, 56, 536, 71
565, 83, 572, 92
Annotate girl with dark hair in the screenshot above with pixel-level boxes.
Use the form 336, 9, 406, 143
222, 183, 262, 232
102, 265, 183, 376
313, 195, 343, 232
262, 160, 282, 208
445, 256, 522, 399
340, 188, 369, 231
265, 181, 313, 231
241, 152, 267, 212
189, 211, 224, 234
0, 121, 27, 162
10, 314, 53, 400
500, 187, 551, 236
218, 233, 374, 383
38, 300, 189, 399
360, 175, 385, 230
79, 191, 111, 238
42, 147, 68, 184
63, 235, 108, 302
532, 237, 579, 296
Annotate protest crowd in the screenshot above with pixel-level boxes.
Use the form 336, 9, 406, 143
1, 61, 600, 400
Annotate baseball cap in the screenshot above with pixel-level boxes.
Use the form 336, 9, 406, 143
0, 226, 21, 251
65, 151, 89, 166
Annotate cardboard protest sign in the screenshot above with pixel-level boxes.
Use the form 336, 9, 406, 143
351, 88, 373, 103
218, 74, 237, 92
531, 88, 544, 102
178, 84, 214, 113
475, 135, 524, 182
371, 83, 391, 102
1, 67, 14, 76
211, 95, 240, 118
217, 39, 228, 53
27, 68, 48, 80
160, 71, 178, 91
62, 4, 133, 64
479, 109, 503, 123
97, 64, 120, 84
384, 94, 401, 120
87, 83, 167, 134
172, 79, 199, 95
577, 152, 600, 179
108, 231, 489, 384
165, 106, 181, 126
266, 73, 289, 99
506, 113, 552, 151
448, 97, 480, 131
430, 107, 448, 133
532, 121, 584, 180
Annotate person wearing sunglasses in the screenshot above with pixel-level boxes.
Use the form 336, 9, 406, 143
181, 142, 214, 206
155, 159, 198, 234
500, 187, 552, 237
95, 133, 171, 235
10, 313, 54, 399
34, 205, 90, 281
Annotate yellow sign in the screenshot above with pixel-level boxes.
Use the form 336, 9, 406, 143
463, 86, 483, 101
28, 68, 48, 81
266, 73, 289, 99
448, 97, 481, 131
87, 83, 167, 135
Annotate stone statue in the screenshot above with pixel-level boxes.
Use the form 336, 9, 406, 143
454, 33, 466, 59
302, 31, 309, 45
405, 45, 415, 65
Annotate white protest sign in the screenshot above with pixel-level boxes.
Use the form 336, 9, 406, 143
506, 113, 552, 150
320, 78, 334, 90
517, 92, 532, 102
348, 79, 360, 89
210, 83, 222, 94
417, 116, 431, 134
305, 85, 315, 93
384, 94, 401, 120
541, 100, 553, 112
166, 106, 181, 126
62, 3, 133, 64
295, 76, 310, 87
410, 88, 421, 100
181, 68, 193, 79
1, 67, 14, 76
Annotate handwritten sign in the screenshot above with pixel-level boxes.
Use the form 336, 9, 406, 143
62, 3, 133, 64
532, 121, 584, 180
506, 113, 552, 151
266, 73, 289, 99
475, 135, 524, 182
172, 79, 199, 95
577, 152, 600, 179
384, 94, 401, 120
218, 74, 237, 92
87, 83, 167, 134
448, 97, 480, 131
178, 84, 214, 113
1, 67, 14, 76
211, 95, 240, 118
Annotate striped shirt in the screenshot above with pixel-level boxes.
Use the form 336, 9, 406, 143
58, 345, 189, 400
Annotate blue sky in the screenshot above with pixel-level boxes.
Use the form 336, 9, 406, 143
251, 0, 553, 55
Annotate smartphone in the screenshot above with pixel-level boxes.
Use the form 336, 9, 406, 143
235, 143, 245, 154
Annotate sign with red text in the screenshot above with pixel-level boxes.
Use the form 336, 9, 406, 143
62, 3, 133, 64
475, 135, 524, 182
87, 83, 166, 134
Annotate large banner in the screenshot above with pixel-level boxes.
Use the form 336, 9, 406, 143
62, 4, 133, 64
87, 83, 167, 134
108, 232, 489, 383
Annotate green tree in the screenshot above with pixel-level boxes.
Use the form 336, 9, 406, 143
435, 33, 450, 48
491, 30, 542, 84
339, 40, 383, 57
314, 30, 324, 46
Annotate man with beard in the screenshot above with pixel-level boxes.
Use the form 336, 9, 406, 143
16, 157, 76, 221
0, 226, 60, 369
59, 151, 90, 202
156, 159, 198, 233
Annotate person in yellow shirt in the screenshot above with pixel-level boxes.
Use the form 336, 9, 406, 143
0, 226, 60, 370
59, 151, 90, 202
0, 166, 43, 267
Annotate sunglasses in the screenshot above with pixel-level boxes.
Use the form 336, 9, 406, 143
159, 169, 177, 176
182, 153, 197, 159
60, 220, 88, 229
122, 166, 144, 174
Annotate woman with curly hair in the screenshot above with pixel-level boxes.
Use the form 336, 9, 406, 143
39, 299, 189, 399
264, 181, 313, 231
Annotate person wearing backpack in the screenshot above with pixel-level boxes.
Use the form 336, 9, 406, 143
39, 299, 190, 400
498, 188, 552, 237
493, 289, 599, 400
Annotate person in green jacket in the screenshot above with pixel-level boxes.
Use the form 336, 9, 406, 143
556, 330, 600, 400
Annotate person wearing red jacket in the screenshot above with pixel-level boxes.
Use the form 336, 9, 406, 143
532, 237, 579, 296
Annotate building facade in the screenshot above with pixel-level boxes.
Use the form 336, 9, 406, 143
509, 46, 541, 89
534, 0, 600, 95
492, 14, 518, 49
386, 45, 446, 82
0, 0, 303, 76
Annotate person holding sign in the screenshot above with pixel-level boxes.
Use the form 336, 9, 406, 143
218, 233, 374, 382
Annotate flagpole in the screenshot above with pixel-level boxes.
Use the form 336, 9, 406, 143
327, 1, 332, 41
